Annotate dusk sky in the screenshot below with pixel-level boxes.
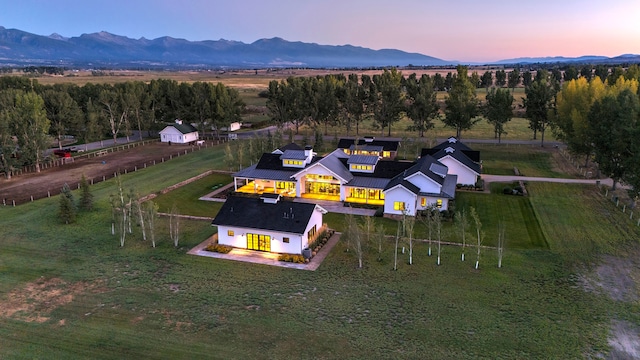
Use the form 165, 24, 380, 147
2, 0, 639, 63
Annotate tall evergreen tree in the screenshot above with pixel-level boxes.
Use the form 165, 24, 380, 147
78, 174, 93, 211
58, 183, 76, 224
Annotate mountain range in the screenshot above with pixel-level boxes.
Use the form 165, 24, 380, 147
0, 26, 638, 68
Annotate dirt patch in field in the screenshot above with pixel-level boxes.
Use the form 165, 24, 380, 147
608, 320, 640, 360
581, 253, 640, 303
578, 251, 640, 359
0, 142, 205, 205
0, 277, 98, 323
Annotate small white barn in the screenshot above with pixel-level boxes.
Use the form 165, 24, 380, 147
211, 195, 327, 255
159, 120, 199, 144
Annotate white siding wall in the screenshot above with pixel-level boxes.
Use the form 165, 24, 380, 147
405, 173, 441, 194
438, 157, 478, 185
217, 225, 305, 254
183, 132, 199, 143
383, 187, 417, 216
417, 197, 450, 211
160, 127, 199, 144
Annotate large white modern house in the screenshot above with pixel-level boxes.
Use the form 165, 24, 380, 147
232, 137, 480, 216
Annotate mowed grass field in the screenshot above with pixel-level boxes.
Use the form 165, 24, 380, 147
1, 140, 639, 358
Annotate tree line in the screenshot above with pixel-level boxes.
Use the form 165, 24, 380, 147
264, 66, 516, 141
0, 77, 245, 178
553, 75, 640, 194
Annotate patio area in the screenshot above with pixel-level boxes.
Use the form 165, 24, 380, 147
188, 231, 342, 271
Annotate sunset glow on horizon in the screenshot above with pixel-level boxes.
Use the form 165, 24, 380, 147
2, 0, 639, 63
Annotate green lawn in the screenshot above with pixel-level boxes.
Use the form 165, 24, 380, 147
0, 143, 638, 359
152, 173, 231, 216
472, 143, 574, 178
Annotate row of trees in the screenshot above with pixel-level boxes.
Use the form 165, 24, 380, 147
266, 67, 508, 139
553, 76, 640, 193
341, 206, 505, 270
0, 77, 245, 178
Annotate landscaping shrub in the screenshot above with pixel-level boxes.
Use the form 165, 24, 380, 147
374, 207, 384, 217
278, 254, 305, 263
205, 243, 233, 253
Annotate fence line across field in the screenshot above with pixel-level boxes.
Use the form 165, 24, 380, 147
1, 141, 214, 207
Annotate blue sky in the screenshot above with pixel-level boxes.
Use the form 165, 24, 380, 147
2, 0, 639, 62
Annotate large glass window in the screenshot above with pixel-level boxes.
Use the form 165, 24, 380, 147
307, 225, 317, 242
247, 233, 271, 252
394, 201, 405, 211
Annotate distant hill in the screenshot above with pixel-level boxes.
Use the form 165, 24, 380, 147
0, 26, 451, 68
492, 54, 640, 65
0, 26, 637, 69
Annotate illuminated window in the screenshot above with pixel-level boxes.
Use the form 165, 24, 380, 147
307, 225, 317, 242
283, 237, 290, 243
350, 164, 373, 171
394, 201, 405, 211
284, 160, 302, 166
227, 230, 234, 236
421, 198, 426, 207
383, 151, 391, 158
436, 199, 443, 208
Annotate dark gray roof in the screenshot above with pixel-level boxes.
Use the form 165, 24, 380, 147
164, 122, 198, 134
422, 137, 481, 164
383, 176, 421, 194
233, 164, 297, 181
419, 175, 458, 199
212, 196, 320, 234
434, 137, 474, 151
403, 155, 447, 186
313, 154, 353, 182
347, 155, 380, 165
280, 149, 307, 160
432, 148, 481, 174
346, 177, 390, 189
279, 143, 303, 152
348, 144, 384, 152
337, 138, 400, 152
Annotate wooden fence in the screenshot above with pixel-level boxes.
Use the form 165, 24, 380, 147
1, 141, 217, 207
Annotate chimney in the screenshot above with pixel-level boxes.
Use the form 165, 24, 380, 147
175, 119, 183, 125
304, 145, 314, 162
364, 136, 374, 143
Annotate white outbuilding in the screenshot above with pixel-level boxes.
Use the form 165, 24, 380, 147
159, 120, 199, 144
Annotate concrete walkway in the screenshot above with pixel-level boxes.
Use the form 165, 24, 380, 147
188, 231, 342, 271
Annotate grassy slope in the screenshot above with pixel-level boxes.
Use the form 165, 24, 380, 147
0, 142, 637, 359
